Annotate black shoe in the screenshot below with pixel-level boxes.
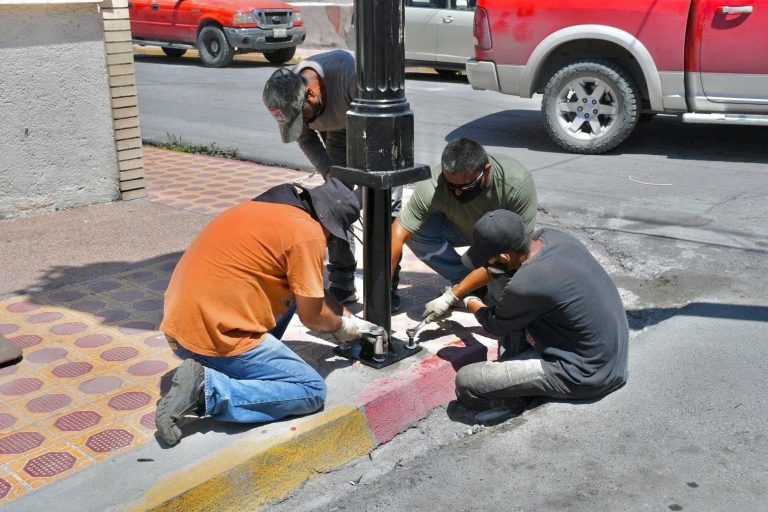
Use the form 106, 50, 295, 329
472, 397, 525, 426
0, 335, 22, 366
391, 290, 401, 313
473, 406, 518, 426
156, 359, 205, 446
328, 286, 358, 305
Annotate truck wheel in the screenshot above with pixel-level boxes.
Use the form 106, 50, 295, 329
161, 47, 186, 58
542, 60, 640, 154
263, 47, 296, 64
197, 26, 234, 68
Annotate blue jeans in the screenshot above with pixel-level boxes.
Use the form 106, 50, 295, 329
405, 212, 474, 285
171, 304, 327, 423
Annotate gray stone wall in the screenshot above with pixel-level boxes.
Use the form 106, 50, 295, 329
0, 3, 120, 219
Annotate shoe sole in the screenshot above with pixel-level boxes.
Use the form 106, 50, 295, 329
155, 360, 203, 445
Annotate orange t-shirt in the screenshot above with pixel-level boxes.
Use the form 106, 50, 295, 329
161, 201, 326, 357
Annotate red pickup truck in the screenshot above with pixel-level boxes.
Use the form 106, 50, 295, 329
467, 0, 768, 153
129, 0, 305, 67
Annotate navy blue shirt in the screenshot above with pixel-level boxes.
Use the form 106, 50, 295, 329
476, 228, 629, 398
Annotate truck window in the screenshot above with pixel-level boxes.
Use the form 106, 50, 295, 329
451, 0, 475, 10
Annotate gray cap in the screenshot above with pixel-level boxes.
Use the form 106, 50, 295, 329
466, 210, 527, 268
296, 178, 360, 245
263, 68, 305, 143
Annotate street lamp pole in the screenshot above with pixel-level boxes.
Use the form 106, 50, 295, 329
330, 0, 429, 368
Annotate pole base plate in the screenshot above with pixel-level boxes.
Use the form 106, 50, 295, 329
333, 338, 422, 369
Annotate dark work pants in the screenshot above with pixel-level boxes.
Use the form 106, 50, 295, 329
321, 129, 403, 292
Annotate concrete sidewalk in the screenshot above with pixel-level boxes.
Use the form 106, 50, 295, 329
0, 147, 497, 511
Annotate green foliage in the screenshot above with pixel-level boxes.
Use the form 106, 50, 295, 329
150, 133, 239, 159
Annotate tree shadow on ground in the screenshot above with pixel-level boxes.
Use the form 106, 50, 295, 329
447, 110, 768, 164
11, 251, 356, 380
13, 253, 183, 299
627, 301, 768, 331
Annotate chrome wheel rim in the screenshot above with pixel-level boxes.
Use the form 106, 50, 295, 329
207, 38, 220, 56
555, 77, 619, 141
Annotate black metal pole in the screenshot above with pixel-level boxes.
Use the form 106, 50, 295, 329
330, 0, 430, 367
362, 187, 393, 331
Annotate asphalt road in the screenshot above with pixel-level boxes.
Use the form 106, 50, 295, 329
271, 305, 768, 512
135, 55, 768, 510
135, 53, 768, 313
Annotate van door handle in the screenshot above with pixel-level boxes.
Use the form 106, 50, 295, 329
151, 3, 159, 9
442, 15, 454, 23
719, 5, 754, 14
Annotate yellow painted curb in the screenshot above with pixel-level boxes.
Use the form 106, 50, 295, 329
124, 406, 374, 512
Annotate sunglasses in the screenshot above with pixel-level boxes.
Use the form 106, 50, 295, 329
444, 168, 485, 192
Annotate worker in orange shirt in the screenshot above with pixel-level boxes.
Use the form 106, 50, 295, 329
155, 178, 385, 446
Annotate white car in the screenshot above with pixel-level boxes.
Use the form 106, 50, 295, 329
404, 0, 475, 75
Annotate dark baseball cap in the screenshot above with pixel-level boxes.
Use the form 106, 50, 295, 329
263, 68, 306, 143
466, 210, 528, 268
296, 178, 360, 245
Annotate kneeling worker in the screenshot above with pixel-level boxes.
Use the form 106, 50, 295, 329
450, 210, 629, 422
155, 179, 385, 446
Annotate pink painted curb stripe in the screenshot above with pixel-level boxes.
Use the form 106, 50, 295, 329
355, 339, 491, 444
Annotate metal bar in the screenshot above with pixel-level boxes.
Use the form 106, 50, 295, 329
363, 187, 392, 333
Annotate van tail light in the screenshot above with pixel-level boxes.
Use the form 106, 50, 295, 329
474, 7, 492, 51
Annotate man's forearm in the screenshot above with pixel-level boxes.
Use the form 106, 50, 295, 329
297, 129, 333, 177
303, 309, 342, 333
390, 219, 411, 277
450, 267, 493, 299
296, 295, 342, 333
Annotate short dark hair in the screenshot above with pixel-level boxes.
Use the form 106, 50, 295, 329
441, 138, 489, 176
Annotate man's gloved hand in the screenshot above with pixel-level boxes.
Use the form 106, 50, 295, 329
332, 315, 385, 343
422, 288, 461, 322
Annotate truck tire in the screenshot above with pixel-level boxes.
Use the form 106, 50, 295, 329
542, 60, 640, 154
161, 47, 186, 58
263, 47, 296, 64
197, 26, 234, 68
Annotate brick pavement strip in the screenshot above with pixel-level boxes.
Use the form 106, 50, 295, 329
0, 147, 490, 510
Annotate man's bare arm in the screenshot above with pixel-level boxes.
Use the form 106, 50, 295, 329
450, 267, 494, 299
391, 218, 413, 277
295, 294, 342, 333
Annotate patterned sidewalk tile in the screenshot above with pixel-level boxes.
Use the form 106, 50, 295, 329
5, 444, 92, 490
0, 468, 28, 501
0, 288, 173, 501
144, 146, 308, 215
0, 147, 451, 505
